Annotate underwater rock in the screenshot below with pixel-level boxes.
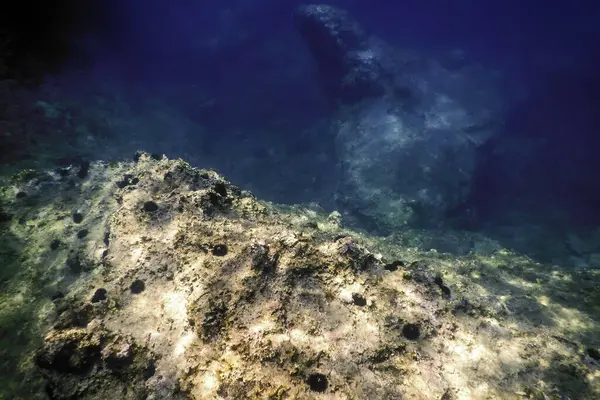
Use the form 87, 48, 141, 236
35, 325, 155, 399
294, 4, 389, 103
2, 152, 597, 399
295, 4, 506, 230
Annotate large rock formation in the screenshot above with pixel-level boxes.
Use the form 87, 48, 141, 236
295, 4, 507, 232
1, 153, 599, 399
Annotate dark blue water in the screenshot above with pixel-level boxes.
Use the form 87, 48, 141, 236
1, 0, 600, 262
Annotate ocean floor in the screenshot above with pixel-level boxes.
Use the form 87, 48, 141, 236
0, 152, 599, 399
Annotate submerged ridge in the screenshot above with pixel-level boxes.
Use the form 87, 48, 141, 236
0, 152, 598, 399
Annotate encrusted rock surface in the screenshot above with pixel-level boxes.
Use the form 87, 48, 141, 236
1, 152, 599, 399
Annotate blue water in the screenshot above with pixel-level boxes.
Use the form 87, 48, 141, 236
1, 0, 600, 262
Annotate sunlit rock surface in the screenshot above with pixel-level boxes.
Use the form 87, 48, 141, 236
0, 152, 599, 399
295, 4, 507, 231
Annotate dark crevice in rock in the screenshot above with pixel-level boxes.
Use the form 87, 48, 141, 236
91, 288, 107, 303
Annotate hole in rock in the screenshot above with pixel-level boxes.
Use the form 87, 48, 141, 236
130, 279, 146, 294
77, 161, 90, 179
588, 348, 600, 360
213, 182, 227, 197
212, 244, 228, 257
91, 288, 107, 303
66, 256, 82, 273
306, 373, 328, 392
72, 212, 83, 223
51, 292, 64, 301
384, 260, 404, 272
352, 293, 367, 306
402, 323, 421, 340
440, 285, 451, 299
143, 201, 159, 212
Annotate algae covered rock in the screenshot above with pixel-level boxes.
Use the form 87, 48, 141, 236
0, 152, 599, 399
36, 320, 156, 399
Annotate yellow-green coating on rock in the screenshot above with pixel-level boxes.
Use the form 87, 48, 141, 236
0, 152, 599, 399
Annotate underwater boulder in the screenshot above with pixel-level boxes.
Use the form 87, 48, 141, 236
293, 4, 392, 103
295, 4, 506, 231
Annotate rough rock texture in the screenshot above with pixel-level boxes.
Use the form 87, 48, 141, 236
1, 152, 599, 399
295, 4, 506, 231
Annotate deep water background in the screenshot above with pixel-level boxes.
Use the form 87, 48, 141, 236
1, 0, 600, 264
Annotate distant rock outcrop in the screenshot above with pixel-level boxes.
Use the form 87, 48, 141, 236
295, 4, 507, 231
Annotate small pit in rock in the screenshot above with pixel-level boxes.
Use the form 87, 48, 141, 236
144, 360, 157, 380
16, 191, 27, 199
306, 373, 328, 392
116, 174, 139, 189
440, 285, 451, 299
130, 279, 145, 294
58, 167, 70, 177
352, 293, 367, 306
212, 244, 228, 257
91, 288, 107, 303
0, 210, 11, 222
587, 347, 600, 360
402, 323, 421, 340
143, 201, 159, 212
213, 182, 227, 197
50, 239, 61, 250
66, 256, 82, 273
72, 212, 83, 223
384, 260, 404, 272
77, 161, 90, 179
77, 229, 89, 239
51, 292, 65, 301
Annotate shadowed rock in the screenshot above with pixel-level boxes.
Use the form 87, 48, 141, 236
294, 4, 390, 103
295, 4, 507, 231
